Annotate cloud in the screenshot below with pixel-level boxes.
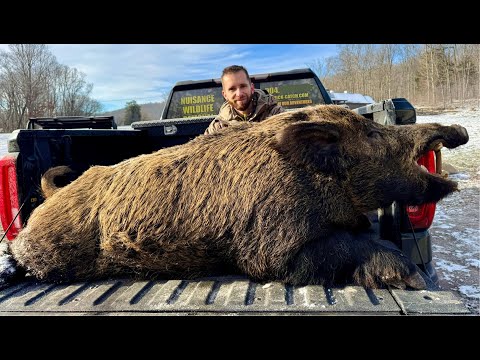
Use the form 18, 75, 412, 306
2, 44, 339, 111
48, 44, 243, 110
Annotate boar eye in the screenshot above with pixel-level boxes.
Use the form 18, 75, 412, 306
367, 130, 382, 140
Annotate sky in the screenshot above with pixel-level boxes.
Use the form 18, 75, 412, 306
0, 44, 339, 112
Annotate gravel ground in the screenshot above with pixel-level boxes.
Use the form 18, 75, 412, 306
417, 107, 479, 314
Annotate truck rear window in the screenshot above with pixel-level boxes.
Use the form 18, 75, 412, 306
166, 87, 224, 119
165, 77, 326, 119
259, 78, 325, 109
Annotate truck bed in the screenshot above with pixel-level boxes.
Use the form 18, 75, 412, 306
0, 275, 469, 316
0, 212, 470, 316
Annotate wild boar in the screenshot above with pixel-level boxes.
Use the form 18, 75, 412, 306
2, 105, 469, 289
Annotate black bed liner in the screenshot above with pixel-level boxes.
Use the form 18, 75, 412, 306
0, 276, 469, 316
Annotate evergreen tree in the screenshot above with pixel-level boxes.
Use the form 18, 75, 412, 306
124, 100, 141, 125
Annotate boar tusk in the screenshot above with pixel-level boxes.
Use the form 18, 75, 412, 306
435, 149, 442, 175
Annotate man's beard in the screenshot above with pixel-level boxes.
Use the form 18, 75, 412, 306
230, 92, 253, 112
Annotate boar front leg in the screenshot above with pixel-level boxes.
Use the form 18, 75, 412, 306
283, 230, 426, 290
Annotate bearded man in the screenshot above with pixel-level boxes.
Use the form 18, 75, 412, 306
204, 65, 284, 135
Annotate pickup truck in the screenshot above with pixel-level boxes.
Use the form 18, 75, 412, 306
0, 68, 470, 315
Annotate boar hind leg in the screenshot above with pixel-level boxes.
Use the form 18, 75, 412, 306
284, 230, 426, 290
8, 228, 101, 283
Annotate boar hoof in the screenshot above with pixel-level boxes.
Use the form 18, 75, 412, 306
402, 271, 427, 290
381, 271, 426, 290
353, 249, 426, 290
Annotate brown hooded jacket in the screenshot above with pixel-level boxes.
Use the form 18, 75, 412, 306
204, 89, 284, 134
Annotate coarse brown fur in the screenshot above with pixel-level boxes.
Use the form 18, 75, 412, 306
40, 165, 74, 198
5, 105, 469, 289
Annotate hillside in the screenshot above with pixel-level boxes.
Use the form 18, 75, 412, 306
101, 102, 165, 126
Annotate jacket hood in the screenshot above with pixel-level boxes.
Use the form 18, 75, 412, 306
217, 89, 279, 122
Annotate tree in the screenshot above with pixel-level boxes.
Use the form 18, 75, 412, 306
0, 44, 57, 131
52, 65, 103, 116
312, 44, 479, 108
124, 100, 142, 125
0, 44, 103, 132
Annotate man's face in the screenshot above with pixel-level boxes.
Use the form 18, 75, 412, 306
221, 71, 255, 112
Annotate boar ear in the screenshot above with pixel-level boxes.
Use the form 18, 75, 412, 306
273, 122, 341, 172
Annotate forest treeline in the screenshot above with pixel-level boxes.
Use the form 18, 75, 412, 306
0, 44, 101, 132
1, 44, 479, 132
312, 44, 479, 108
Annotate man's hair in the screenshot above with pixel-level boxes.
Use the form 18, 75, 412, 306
221, 65, 251, 83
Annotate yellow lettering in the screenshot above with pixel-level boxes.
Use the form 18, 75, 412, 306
279, 99, 312, 107
181, 94, 215, 106
182, 104, 214, 116
265, 87, 279, 94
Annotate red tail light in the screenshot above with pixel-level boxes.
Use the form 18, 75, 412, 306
406, 150, 437, 229
0, 155, 22, 240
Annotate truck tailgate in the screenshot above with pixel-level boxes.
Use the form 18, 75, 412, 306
0, 276, 469, 316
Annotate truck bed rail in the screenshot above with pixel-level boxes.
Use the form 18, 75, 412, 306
27, 116, 117, 130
